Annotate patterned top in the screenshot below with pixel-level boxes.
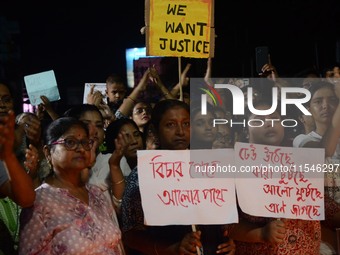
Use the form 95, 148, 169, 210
0, 161, 8, 186
121, 168, 142, 233
0, 197, 20, 247
114, 110, 128, 120
19, 183, 122, 255
228, 209, 321, 255
121, 167, 190, 253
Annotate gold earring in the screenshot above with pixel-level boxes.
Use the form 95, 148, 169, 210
47, 161, 52, 170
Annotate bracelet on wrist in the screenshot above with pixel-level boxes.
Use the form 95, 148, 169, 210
113, 178, 125, 185
127, 96, 137, 104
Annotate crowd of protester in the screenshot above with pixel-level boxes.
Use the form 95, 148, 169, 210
0, 56, 340, 255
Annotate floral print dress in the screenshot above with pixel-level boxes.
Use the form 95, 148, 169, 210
227, 209, 321, 255
19, 183, 122, 255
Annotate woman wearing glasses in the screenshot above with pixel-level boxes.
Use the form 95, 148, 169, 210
19, 117, 123, 255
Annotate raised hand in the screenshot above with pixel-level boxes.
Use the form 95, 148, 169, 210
39, 95, 59, 120
109, 132, 129, 166
87, 84, 105, 105
24, 144, 39, 178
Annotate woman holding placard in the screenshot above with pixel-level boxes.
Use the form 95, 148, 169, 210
227, 98, 321, 255
121, 99, 235, 255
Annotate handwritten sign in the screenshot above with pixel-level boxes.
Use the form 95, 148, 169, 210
234, 142, 325, 221
83, 83, 107, 104
145, 0, 215, 58
24, 70, 60, 106
138, 149, 238, 225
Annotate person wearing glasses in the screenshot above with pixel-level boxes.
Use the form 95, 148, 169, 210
63, 104, 127, 254
130, 101, 152, 133
19, 117, 123, 255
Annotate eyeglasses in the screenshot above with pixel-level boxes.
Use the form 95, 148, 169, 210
0, 95, 12, 104
133, 107, 151, 115
50, 138, 94, 151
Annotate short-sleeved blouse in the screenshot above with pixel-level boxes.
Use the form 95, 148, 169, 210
19, 183, 122, 255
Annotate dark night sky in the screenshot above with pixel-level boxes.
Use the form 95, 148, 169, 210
2, 0, 340, 108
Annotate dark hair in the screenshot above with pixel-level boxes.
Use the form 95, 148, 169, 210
132, 100, 153, 118
142, 121, 156, 148
104, 118, 141, 153
45, 117, 89, 146
191, 101, 216, 120
243, 99, 298, 147
244, 98, 282, 121
133, 100, 153, 109
0, 81, 21, 114
106, 74, 126, 87
321, 63, 340, 77
151, 99, 190, 132
0, 81, 14, 96
308, 81, 335, 104
63, 104, 104, 122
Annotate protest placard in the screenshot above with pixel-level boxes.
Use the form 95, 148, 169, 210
138, 149, 238, 225
83, 83, 106, 104
145, 0, 215, 58
24, 70, 60, 106
234, 142, 325, 220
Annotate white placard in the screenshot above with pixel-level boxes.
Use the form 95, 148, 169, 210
24, 70, 60, 106
234, 142, 325, 221
83, 83, 107, 104
138, 149, 238, 225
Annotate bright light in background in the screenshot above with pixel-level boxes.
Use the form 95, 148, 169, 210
125, 47, 146, 88
23, 97, 34, 112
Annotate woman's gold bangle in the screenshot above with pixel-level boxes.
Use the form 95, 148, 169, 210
114, 178, 125, 185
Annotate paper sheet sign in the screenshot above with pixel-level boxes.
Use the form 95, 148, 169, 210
138, 149, 238, 225
83, 83, 107, 104
145, 0, 215, 58
24, 70, 60, 106
234, 142, 325, 221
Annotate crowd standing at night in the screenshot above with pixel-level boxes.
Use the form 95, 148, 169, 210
1, 2, 340, 254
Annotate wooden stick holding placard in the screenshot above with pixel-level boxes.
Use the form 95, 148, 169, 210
178, 57, 183, 101
191, 224, 202, 255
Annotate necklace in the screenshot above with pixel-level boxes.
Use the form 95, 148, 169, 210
52, 175, 89, 204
